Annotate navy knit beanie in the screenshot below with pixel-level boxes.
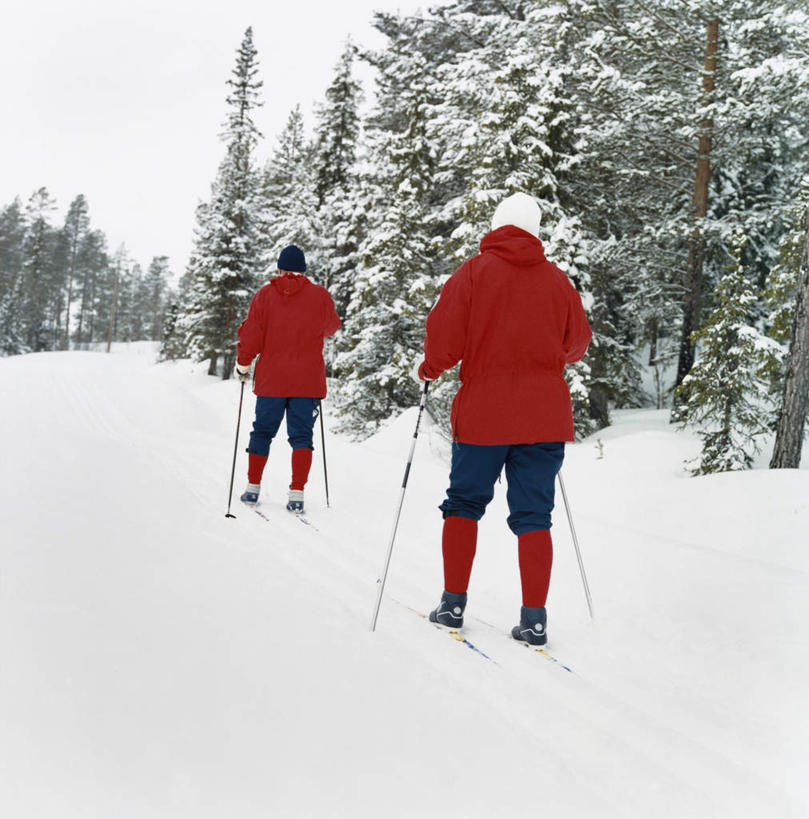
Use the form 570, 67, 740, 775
277, 244, 307, 273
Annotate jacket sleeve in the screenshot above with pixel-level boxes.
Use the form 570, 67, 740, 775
422, 264, 472, 379
322, 290, 341, 338
562, 285, 593, 364
236, 290, 265, 366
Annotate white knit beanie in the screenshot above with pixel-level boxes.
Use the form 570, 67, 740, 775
490, 192, 541, 237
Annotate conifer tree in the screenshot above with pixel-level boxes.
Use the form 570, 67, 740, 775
770, 198, 809, 469
59, 195, 90, 350
143, 256, 171, 340
310, 42, 364, 316
74, 230, 109, 347
19, 188, 59, 352
334, 45, 438, 436
179, 27, 264, 377
258, 105, 318, 276
0, 198, 26, 355
676, 236, 780, 474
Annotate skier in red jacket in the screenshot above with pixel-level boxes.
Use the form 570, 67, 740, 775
235, 245, 341, 513
415, 193, 592, 646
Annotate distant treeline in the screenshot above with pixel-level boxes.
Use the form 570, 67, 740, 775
0, 190, 172, 354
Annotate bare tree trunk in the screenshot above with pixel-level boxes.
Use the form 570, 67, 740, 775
106, 263, 121, 353
675, 17, 719, 392
770, 203, 809, 468
63, 234, 79, 350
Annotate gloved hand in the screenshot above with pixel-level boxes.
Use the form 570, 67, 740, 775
234, 362, 252, 384
411, 358, 433, 384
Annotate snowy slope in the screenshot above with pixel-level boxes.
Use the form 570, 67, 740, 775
1, 344, 807, 818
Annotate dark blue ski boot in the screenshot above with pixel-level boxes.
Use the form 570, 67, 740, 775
240, 482, 261, 505
429, 591, 467, 628
286, 489, 304, 513
512, 605, 547, 646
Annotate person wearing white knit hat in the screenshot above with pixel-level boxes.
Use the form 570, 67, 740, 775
414, 190, 592, 647
489, 191, 542, 237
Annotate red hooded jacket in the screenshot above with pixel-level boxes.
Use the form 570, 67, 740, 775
421, 225, 592, 444
237, 274, 341, 398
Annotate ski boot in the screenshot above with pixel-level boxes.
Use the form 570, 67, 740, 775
240, 482, 261, 505
429, 590, 467, 628
511, 605, 547, 646
286, 489, 304, 513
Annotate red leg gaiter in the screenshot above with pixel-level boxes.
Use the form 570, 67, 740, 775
442, 516, 478, 595
518, 529, 553, 608
248, 453, 268, 485
290, 448, 313, 491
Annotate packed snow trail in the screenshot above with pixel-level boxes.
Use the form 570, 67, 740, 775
1, 345, 807, 818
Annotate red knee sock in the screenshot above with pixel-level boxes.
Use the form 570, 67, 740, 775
248, 453, 268, 485
442, 516, 478, 595
518, 529, 553, 608
290, 448, 313, 491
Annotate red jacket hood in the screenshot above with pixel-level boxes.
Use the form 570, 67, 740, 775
479, 225, 546, 266
270, 273, 309, 297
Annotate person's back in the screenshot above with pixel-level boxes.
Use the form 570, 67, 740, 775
423, 216, 590, 445
234, 244, 340, 514
417, 192, 592, 646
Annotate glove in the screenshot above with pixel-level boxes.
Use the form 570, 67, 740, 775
411, 358, 433, 384
234, 362, 252, 383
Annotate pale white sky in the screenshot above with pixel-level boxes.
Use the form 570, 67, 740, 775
0, 0, 432, 277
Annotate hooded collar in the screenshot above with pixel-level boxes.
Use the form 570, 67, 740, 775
479, 225, 546, 266
270, 272, 309, 297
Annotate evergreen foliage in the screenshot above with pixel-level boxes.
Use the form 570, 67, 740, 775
178, 27, 264, 378
0, 188, 172, 355
676, 236, 781, 474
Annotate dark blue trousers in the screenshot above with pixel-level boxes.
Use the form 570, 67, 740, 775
439, 441, 565, 535
247, 397, 320, 456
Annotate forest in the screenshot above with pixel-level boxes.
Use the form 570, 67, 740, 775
2, 0, 808, 474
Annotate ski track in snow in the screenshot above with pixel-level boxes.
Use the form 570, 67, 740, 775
1, 344, 807, 818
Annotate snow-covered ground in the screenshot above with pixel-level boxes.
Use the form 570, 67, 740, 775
1, 343, 807, 818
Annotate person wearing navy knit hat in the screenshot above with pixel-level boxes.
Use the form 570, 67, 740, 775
235, 245, 341, 513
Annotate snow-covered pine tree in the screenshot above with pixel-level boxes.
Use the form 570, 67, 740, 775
178, 27, 264, 377
258, 105, 318, 277
0, 197, 27, 355
676, 234, 780, 475
58, 195, 90, 350
421, 1, 601, 433
334, 20, 438, 436
770, 196, 809, 468
143, 256, 171, 341
310, 42, 364, 318
19, 188, 60, 352
73, 229, 109, 347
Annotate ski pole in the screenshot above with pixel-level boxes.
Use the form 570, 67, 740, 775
557, 470, 594, 620
370, 381, 430, 631
225, 381, 246, 519
319, 399, 330, 508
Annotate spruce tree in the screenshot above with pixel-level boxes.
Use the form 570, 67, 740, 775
258, 105, 318, 276
19, 188, 59, 352
59, 195, 90, 350
333, 42, 438, 436
676, 236, 780, 475
178, 27, 264, 377
770, 198, 809, 468
310, 42, 364, 317
0, 198, 27, 355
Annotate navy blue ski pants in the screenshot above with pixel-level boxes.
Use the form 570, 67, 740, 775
247, 396, 320, 456
439, 441, 565, 535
